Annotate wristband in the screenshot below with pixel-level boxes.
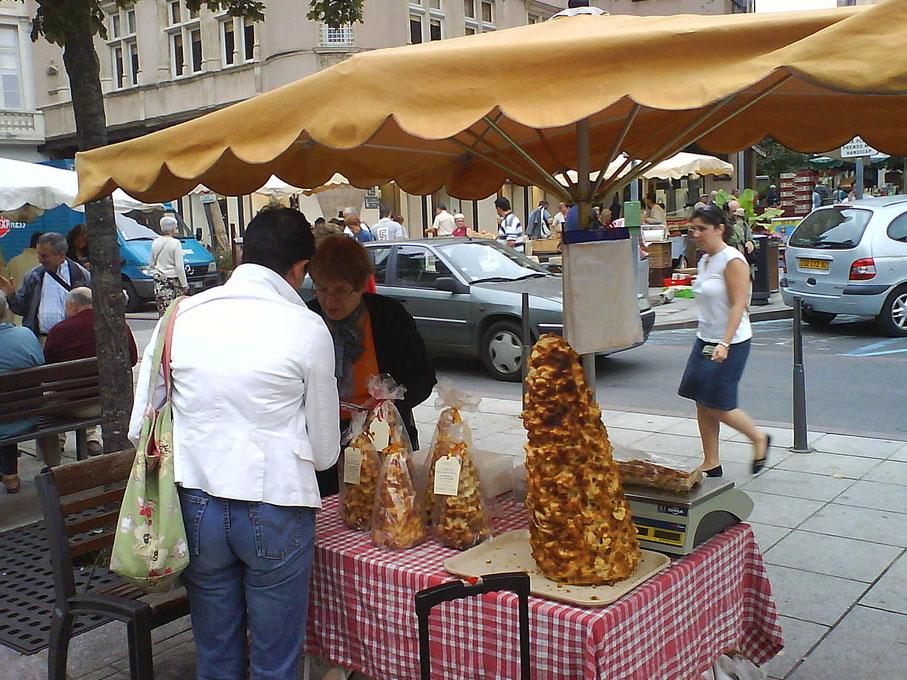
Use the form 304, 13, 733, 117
718, 341, 730, 349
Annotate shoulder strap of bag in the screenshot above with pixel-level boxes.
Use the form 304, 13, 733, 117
145, 298, 184, 410
44, 268, 73, 292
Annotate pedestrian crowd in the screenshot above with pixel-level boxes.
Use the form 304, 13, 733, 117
0, 229, 137, 492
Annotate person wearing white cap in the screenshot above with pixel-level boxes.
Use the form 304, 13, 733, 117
730, 208, 755, 262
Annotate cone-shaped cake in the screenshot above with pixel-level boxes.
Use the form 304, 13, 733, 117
523, 334, 640, 585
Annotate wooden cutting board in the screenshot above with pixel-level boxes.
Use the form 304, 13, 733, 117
444, 529, 670, 607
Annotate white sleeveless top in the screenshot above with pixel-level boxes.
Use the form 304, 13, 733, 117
692, 246, 752, 344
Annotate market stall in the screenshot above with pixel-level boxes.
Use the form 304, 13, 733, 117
305, 497, 782, 680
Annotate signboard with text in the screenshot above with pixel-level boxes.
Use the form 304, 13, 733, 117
840, 136, 878, 159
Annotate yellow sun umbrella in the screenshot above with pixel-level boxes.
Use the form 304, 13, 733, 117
75, 0, 907, 208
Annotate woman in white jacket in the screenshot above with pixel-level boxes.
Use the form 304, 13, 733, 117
149, 214, 189, 316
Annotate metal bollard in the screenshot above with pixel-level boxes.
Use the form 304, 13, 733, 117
790, 297, 813, 453
521, 292, 530, 405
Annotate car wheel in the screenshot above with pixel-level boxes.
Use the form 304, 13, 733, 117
122, 279, 143, 313
876, 285, 907, 337
801, 309, 837, 326
481, 320, 524, 382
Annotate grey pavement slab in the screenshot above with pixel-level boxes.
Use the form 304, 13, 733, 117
788, 605, 907, 680
765, 564, 869, 627
603, 411, 687, 433
765, 530, 901, 583
763, 615, 829, 680
860, 551, 907, 616
888, 445, 907, 463
745, 491, 825, 529
835, 480, 907, 514
864, 641, 907, 680
774, 451, 882, 480
742, 468, 855, 502
809, 433, 905, 459
748, 522, 792, 552
606, 427, 657, 447
799, 504, 907, 547
861, 459, 907, 486
625, 431, 705, 457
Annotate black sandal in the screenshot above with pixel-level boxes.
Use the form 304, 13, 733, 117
703, 465, 723, 478
752, 434, 772, 475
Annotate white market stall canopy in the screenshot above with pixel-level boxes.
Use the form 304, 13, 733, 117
0, 157, 162, 214
560, 152, 734, 187
190, 173, 352, 200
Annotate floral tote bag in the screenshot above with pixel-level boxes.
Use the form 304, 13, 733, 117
110, 298, 189, 592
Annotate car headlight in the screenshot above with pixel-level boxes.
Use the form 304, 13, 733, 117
207, 261, 217, 274
139, 266, 156, 276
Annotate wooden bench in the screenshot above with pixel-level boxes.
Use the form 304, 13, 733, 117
35, 450, 190, 680
0, 357, 103, 461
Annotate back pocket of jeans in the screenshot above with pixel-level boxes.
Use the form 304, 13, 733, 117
248, 504, 305, 560
178, 490, 208, 557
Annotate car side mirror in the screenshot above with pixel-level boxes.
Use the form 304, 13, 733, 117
195, 228, 203, 241
435, 277, 466, 293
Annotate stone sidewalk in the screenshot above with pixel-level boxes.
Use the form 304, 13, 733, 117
2, 393, 905, 680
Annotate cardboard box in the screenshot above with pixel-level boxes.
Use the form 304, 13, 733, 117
531, 237, 561, 253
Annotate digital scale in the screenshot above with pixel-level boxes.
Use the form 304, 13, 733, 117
625, 478, 754, 555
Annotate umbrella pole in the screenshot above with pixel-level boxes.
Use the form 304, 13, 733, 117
574, 118, 597, 392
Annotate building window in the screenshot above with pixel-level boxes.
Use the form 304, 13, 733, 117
528, 13, 540, 24
410, 14, 423, 44
409, 0, 444, 43
321, 22, 354, 47
464, 0, 494, 35
219, 15, 256, 66
105, 4, 139, 89
166, 2, 203, 77
0, 26, 21, 109
243, 18, 255, 60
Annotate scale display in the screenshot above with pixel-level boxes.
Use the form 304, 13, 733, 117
625, 478, 754, 555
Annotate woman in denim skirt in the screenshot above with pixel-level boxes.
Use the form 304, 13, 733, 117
678, 206, 771, 478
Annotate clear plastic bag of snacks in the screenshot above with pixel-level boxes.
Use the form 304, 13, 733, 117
339, 374, 413, 530
424, 380, 492, 550
612, 445, 703, 493
364, 375, 425, 549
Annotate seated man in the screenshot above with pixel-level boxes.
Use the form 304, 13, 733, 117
38, 287, 138, 460
0, 294, 44, 493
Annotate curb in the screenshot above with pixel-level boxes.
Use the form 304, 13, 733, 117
653, 306, 793, 331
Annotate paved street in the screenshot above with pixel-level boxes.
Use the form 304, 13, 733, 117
432, 316, 907, 441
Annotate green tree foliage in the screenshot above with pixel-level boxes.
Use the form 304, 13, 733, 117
755, 137, 810, 184
307, 0, 365, 28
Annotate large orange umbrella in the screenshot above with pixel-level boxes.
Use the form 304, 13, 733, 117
75, 0, 907, 208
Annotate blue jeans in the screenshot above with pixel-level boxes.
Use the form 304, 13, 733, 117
177, 487, 316, 680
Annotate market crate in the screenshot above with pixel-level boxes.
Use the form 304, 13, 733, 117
649, 265, 673, 287
647, 241, 673, 269
531, 237, 561, 253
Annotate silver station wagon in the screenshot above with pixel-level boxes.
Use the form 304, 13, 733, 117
781, 197, 907, 336
303, 238, 654, 381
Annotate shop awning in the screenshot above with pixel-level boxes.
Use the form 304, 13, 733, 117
74, 0, 907, 205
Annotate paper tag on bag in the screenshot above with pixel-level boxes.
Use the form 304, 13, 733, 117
343, 447, 363, 485
369, 418, 390, 451
433, 456, 461, 496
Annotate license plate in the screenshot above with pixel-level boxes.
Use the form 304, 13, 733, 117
798, 258, 830, 271
191, 281, 203, 289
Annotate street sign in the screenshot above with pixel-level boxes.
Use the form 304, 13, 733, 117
840, 136, 878, 159
200, 193, 217, 204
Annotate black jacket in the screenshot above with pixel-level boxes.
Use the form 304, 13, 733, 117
307, 292, 436, 449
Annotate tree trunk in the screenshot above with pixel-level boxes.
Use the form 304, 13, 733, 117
63, 11, 134, 453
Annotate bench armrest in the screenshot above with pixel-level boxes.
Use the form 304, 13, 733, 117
68, 593, 152, 622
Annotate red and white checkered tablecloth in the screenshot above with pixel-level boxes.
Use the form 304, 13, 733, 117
305, 497, 783, 680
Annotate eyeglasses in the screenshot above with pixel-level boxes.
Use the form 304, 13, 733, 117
313, 286, 356, 300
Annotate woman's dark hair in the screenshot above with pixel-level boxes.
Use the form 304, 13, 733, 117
242, 207, 315, 275
691, 205, 732, 245
67, 224, 88, 260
